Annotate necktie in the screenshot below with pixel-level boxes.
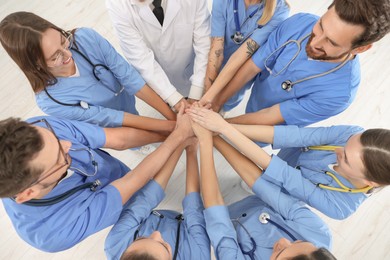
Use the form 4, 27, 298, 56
153, 0, 164, 26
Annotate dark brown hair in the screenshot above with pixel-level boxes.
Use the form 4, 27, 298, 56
360, 129, 390, 185
330, 0, 390, 48
0, 118, 44, 197
288, 247, 337, 260
120, 251, 158, 260
0, 11, 66, 93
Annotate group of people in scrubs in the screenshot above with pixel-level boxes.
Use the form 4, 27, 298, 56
0, 0, 389, 259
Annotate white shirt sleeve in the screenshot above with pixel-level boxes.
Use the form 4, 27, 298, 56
188, 0, 211, 100
106, 0, 183, 106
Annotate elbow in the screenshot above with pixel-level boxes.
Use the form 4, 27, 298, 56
326, 210, 352, 220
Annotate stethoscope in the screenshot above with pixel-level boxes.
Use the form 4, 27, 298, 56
13, 147, 101, 207
264, 33, 352, 91
133, 211, 183, 260
300, 145, 372, 193
231, 0, 263, 45
232, 212, 298, 260
44, 47, 125, 110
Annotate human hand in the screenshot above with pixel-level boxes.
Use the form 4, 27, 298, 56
174, 101, 194, 138
199, 91, 224, 111
187, 98, 198, 105
186, 102, 226, 134
173, 98, 190, 112
190, 118, 212, 141
198, 95, 212, 108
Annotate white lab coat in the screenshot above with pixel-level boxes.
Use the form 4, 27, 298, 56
106, 0, 211, 107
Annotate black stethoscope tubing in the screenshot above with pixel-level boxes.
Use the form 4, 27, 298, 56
133, 211, 183, 260
231, 0, 263, 44
233, 212, 298, 260
11, 180, 101, 207
266, 218, 297, 241
44, 47, 124, 109
13, 147, 102, 207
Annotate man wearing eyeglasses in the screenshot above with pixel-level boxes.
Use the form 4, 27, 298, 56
0, 104, 193, 252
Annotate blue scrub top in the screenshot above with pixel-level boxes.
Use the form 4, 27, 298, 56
263, 125, 367, 220
36, 28, 146, 127
248, 13, 360, 126
211, 0, 289, 110
105, 181, 210, 260
1, 116, 130, 252
204, 176, 332, 260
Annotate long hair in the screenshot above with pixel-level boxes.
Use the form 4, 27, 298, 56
0, 11, 67, 93
258, 0, 289, 26
360, 129, 390, 185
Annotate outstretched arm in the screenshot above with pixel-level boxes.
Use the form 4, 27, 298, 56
226, 103, 284, 126
227, 123, 274, 143
185, 140, 200, 194
153, 143, 186, 190
191, 117, 223, 208
213, 136, 262, 189
103, 126, 167, 150
110, 102, 193, 204
182, 139, 211, 259
187, 106, 271, 170
106, 0, 184, 107
122, 112, 175, 133
202, 58, 260, 112
201, 39, 259, 107
204, 37, 225, 93
191, 113, 246, 260
135, 84, 176, 120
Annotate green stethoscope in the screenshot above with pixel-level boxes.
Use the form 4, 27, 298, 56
303, 145, 372, 193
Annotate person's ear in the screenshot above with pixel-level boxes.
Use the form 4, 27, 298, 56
351, 43, 372, 55
363, 179, 380, 188
14, 187, 39, 204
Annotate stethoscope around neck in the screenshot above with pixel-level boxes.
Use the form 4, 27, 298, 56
12, 147, 101, 207
133, 211, 183, 260
301, 145, 373, 193
264, 33, 352, 92
232, 212, 298, 260
44, 47, 125, 110
231, 0, 263, 45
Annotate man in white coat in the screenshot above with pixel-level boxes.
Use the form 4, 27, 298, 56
106, 0, 211, 112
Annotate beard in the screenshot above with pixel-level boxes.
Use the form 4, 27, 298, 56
305, 33, 350, 61
133, 0, 154, 6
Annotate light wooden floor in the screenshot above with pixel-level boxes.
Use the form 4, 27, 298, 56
0, 1, 389, 259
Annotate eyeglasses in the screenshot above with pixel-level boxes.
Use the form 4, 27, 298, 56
26, 119, 70, 189
47, 33, 74, 67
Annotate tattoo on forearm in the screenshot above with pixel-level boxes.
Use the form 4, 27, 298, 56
206, 37, 224, 87
246, 40, 259, 57
215, 48, 223, 58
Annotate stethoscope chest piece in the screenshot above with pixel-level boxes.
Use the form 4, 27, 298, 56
259, 212, 270, 224
231, 32, 244, 44
281, 80, 293, 91
80, 101, 90, 109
